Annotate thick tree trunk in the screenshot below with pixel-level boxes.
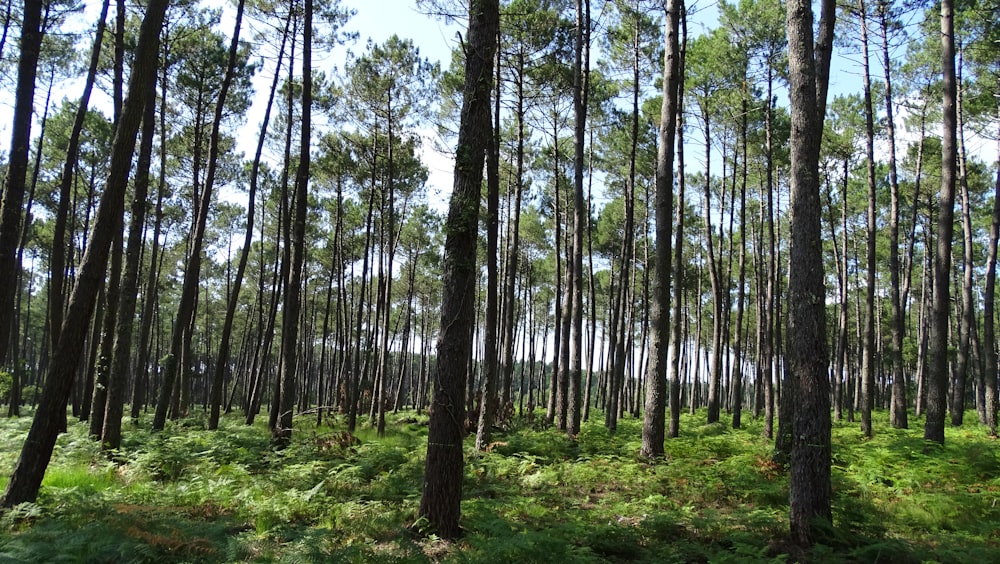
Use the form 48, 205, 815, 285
418, 0, 498, 539
785, 0, 835, 544
0, 0, 43, 366
925, 0, 957, 446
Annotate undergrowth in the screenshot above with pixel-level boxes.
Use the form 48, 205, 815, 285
0, 408, 995, 562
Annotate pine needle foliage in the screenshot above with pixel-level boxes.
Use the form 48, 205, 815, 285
0, 409, 996, 562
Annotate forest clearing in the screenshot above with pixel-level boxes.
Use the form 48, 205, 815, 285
0, 409, 996, 562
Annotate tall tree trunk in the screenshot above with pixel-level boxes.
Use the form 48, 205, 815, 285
701, 93, 723, 426
49, 0, 109, 363
785, 0, 836, 544
951, 59, 974, 428
548, 108, 562, 425
925, 0, 957, 446
475, 40, 501, 451
418, 0, 498, 539
89, 216, 123, 437
102, 76, 157, 450
155, 0, 251, 431
667, 13, 686, 439
1, 0, 167, 507
567, 0, 589, 438
731, 88, 748, 430
859, 0, 876, 438
640, 0, 680, 458
982, 132, 1000, 437
131, 46, 171, 421
879, 0, 907, 430
273, 0, 311, 444
0, 0, 43, 366
207, 0, 256, 431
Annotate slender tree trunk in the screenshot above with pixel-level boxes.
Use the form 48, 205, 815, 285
1, 0, 167, 507
731, 88, 748, 430
982, 132, 1000, 437
48, 0, 109, 365
567, 0, 589, 438
859, 0, 877, 438
208, 0, 254, 431
640, 0, 680, 458
101, 21, 160, 446
475, 40, 502, 451
131, 49, 171, 421
103, 76, 157, 449
879, 0, 907, 430
273, 0, 311, 444
668, 15, 686, 439
952, 60, 974, 428
701, 95, 723, 426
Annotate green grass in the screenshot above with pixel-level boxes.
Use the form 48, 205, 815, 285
0, 408, 996, 562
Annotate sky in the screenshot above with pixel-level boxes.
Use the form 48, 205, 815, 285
337, 0, 462, 204
232, 0, 464, 205
341, 0, 460, 64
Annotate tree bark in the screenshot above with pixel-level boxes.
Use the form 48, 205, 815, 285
785, 0, 836, 544
640, 0, 680, 458
567, 0, 589, 438
1, 0, 167, 507
418, 0, 498, 539
273, 0, 312, 444
879, 0, 907, 430
983, 133, 1000, 437
0, 0, 43, 366
102, 76, 157, 450
925, 0, 957, 446
859, 0, 876, 438
475, 40, 501, 451
209, 0, 254, 431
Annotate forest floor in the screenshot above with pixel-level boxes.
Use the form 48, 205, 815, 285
0, 407, 996, 562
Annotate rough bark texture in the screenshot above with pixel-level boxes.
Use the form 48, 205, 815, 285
475, 49, 501, 452
567, 0, 589, 437
102, 76, 157, 451
418, 0, 498, 539
1, 0, 167, 507
640, 0, 680, 458
785, 0, 836, 545
925, 0, 957, 446
0, 0, 42, 365
859, 1, 876, 438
